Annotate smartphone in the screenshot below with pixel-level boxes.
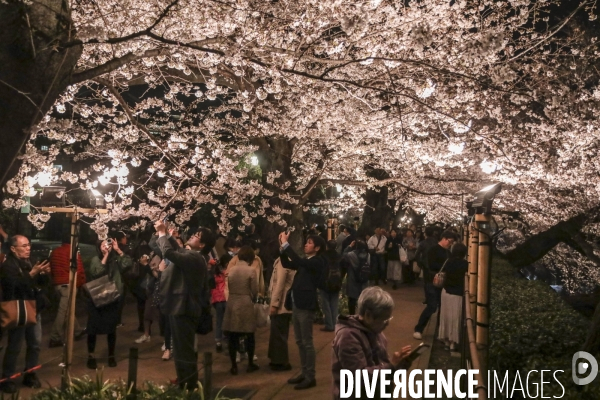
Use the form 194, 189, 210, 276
162, 216, 168, 224
285, 227, 292, 234
406, 343, 430, 363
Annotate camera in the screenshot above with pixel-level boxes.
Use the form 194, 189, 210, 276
106, 239, 113, 245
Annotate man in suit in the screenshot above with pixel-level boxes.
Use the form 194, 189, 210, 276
151, 221, 208, 392
278, 231, 326, 390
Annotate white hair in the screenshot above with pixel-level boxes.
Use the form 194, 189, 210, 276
357, 286, 394, 319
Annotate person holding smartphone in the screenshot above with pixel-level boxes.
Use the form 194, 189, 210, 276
332, 286, 413, 400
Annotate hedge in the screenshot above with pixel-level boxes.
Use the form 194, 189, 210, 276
490, 257, 600, 399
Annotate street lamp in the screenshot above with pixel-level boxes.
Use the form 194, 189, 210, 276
471, 183, 501, 214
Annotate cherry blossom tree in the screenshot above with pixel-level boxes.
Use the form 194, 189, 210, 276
1, 0, 600, 279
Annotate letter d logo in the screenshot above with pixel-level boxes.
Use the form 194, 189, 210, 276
572, 351, 598, 385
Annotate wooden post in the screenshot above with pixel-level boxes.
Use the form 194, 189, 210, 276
127, 348, 139, 399
468, 221, 479, 326
327, 219, 333, 241
41, 207, 107, 390
203, 352, 213, 399
475, 213, 492, 375
61, 210, 78, 390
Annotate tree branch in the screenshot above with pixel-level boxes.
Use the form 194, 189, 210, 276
70, 48, 166, 84
319, 178, 469, 197
94, 78, 223, 194
299, 158, 327, 203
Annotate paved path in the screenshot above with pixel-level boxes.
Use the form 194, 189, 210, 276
13, 283, 436, 399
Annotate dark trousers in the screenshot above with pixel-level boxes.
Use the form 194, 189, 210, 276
2, 314, 41, 379
268, 313, 292, 365
372, 254, 387, 282
169, 314, 200, 391
348, 297, 358, 315
213, 301, 226, 342
159, 313, 172, 350
87, 332, 116, 356
292, 306, 316, 380
414, 282, 442, 333
228, 332, 255, 367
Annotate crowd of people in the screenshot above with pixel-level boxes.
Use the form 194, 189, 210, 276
0, 220, 468, 396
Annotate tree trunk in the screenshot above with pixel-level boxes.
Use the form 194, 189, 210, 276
504, 207, 600, 354
359, 168, 393, 237
0, 0, 82, 187
504, 210, 597, 268
253, 138, 304, 280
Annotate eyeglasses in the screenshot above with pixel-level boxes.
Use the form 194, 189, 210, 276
381, 316, 394, 324
14, 243, 31, 248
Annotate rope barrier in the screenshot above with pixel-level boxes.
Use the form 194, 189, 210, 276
0, 355, 63, 384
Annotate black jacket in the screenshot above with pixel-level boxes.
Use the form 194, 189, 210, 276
0, 254, 50, 312
443, 258, 468, 296
280, 245, 325, 311
151, 235, 207, 317
415, 237, 437, 268
425, 244, 449, 283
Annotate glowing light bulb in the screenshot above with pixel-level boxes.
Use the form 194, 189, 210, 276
36, 172, 52, 187
480, 159, 498, 174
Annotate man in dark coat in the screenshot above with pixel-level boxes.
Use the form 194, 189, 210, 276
151, 221, 208, 392
278, 231, 326, 390
0, 235, 50, 393
413, 230, 457, 339
414, 226, 438, 303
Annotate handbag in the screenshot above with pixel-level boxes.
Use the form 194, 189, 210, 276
432, 260, 449, 289
399, 246, 409, 265
0, 263, 37, 329
0, 299, 36, 329
84, 274, 121, 308
254, 298, 269, 328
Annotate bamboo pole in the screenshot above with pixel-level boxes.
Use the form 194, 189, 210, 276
468, 220, 479, 326
475, 213, 491, 376
61, 210, 78, 389
464, 274, 488, 400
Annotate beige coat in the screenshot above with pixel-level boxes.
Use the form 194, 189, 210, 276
224, 255, 265, 300
222, 260, 258, 333
268, 257, 296, 314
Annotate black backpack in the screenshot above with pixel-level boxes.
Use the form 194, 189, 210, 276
356, 252, 371, 283
324, 259, 342, 292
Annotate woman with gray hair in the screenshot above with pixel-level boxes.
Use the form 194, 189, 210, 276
331, 287, 413, 399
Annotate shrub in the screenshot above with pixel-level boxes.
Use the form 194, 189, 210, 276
490, 257, 600, 399
24, 371, 240, 400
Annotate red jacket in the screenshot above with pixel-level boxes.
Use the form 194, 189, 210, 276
211, 274, 226, 304
50, 244, 86, 287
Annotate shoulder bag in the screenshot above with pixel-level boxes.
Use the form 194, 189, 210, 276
432, 260, 449, 289
254, 297, 269, 328
84, 260, 121, 308
0, 264, 37, 329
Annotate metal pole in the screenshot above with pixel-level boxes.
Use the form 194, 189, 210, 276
61, 210, 78, 390
475, 213, 491, 376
